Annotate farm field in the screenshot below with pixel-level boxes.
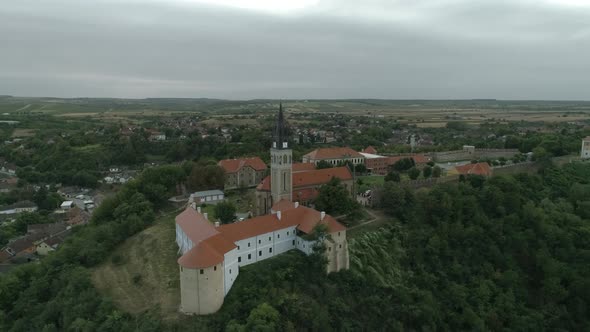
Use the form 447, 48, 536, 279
2, 97, 590, 127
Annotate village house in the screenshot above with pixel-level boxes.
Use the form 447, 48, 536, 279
218, 157, 267, 190
0, 200, 38, 215
359, 146, 431, 175
448, 162, 493, 177
190, 190, 225, 205
0, 221, 70, 262
175, 105, 349, 315
147, 129, 166, 141
60, 201, 75, 210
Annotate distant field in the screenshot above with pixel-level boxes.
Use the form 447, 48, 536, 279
11, 128, 36, 137
1, 97, 590, 125
92, 213, 181, 319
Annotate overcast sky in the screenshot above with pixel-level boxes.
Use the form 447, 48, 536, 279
1, 0, 589, 99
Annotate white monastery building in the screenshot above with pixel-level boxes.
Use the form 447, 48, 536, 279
175, 104, 350, 315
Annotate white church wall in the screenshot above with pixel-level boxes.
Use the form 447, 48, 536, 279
175, 224, 193, 254
296, 236, 316, 255
274, 226, 297, 255
223, 248, 239, 295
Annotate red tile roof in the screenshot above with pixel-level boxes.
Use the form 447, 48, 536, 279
176, 207, 219, 245
176, 205, 346, 268
454, 162, 492, 176
363, 146, 378, 154
293, 188, 318, 202
218, 157, 267, 173
218, 205, 345, 242
271, 199, 297, 212
257, 167, 352, 191
303, 147, 363, 160
292, 163, 316, 172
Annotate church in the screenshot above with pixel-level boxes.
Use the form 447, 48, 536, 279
254, 104, 354, 215
175, 105, 350, 315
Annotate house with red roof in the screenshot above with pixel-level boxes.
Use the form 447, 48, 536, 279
176, 105, 349, 315
448, 162, 493, 177
218, 157, 268, 190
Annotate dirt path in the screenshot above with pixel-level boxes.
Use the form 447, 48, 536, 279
14, 104, 31, 112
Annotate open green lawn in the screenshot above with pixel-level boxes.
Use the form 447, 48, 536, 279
357, 175, 385, 187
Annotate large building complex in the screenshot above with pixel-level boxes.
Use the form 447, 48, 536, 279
176, 105, 350, 315
302, 147, 365, 166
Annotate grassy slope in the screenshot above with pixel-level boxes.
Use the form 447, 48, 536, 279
91, 213, 181, 320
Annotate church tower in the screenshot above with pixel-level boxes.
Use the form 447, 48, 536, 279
270, 103, 292, 204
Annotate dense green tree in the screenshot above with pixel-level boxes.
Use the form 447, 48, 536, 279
385, 170, 401, 182
379, 182, 415, 221
422, 165, 432, 178
408, 167, 420, 180
315, 160, 333, 169
187, 164, 225, 191
215, 201, 237, 224
392, 158, 415, 172
314, 177, 354, 215
432, 165, 442, 178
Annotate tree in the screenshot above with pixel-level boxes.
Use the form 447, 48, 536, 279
392, 158, 415, 172
215, 201, 236, 224
354, 163, 367, 175
379, 182, 414, 221
316, 160, 333, 169
408, 167, 420, 180
423, 166, 432, 178
532, 147, 549, 161
385, 171, 401, 182
245, 303, 281, 332
315, 177, 353, 215
446, 121, 468, 131
432, 166, 442, 178
187, 164, 225, 191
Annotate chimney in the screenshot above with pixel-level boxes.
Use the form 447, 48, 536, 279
214, 221, 220, 227
204, 212, 208, 220
294, 202, 299, 208
197, 206, 201, 213
320, 211, 326, 221
277, 211, 282, 220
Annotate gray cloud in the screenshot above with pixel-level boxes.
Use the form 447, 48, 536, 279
1, 0, 589, 99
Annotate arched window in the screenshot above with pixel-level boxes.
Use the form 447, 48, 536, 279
283, 155, 287, 164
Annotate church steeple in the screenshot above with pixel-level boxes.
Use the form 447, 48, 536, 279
273, 102, 288, 149
269, 102, 292, 206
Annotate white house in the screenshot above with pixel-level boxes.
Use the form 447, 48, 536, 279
60, 201, 75, 210
0, 201, 38, 215
582, 136, 590, 159
190, 190, 225, 205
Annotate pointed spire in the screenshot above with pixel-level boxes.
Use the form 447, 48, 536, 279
273, 102, 287, 149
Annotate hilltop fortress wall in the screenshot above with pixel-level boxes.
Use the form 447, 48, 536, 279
429, 147, 519, 162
